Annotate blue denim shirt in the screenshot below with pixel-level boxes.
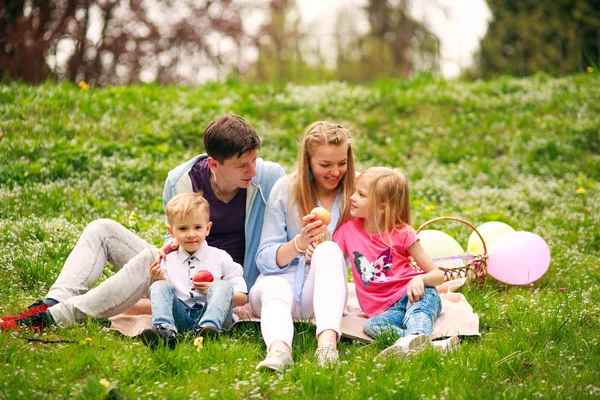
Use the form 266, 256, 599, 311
255, 175, 342, 301
162, 154, 285, 291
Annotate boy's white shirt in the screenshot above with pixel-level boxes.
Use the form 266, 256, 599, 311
160, 241, 247, 307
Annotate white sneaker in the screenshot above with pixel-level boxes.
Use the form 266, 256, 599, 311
256, 349, 293, 372
315, 343, 339, 367
432, 336, 461, 353
376, 334, 433, 360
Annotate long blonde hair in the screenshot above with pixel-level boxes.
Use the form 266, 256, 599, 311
358, 167, 411, 233
292, 121, 356, 227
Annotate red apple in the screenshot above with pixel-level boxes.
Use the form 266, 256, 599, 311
192, 270, 214, 283
311, 206, 331, 225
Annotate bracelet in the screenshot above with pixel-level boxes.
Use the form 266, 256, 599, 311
292, 234, 306, 255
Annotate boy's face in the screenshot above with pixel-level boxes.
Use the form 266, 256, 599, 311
210, 149, 258, 189
350, 177, 370, 219
167, 208, 212, 254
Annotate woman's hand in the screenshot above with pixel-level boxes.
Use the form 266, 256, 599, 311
297, 213, 327, 250
406, 275, 425, 302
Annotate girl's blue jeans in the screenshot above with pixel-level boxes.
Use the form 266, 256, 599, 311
149, 279, 235, 333
363, 286, 441, 339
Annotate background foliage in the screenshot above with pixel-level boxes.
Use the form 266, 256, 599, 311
0, 74, 599, 398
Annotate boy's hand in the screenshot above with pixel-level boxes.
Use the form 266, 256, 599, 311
151, 240, 179, 270
407, 275, 425, 302
149, 262, 166, 281
192, 281, 212, 295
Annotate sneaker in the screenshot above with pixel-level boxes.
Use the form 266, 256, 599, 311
315, 343, 339, 367
0, 300, 50, 322
256, 349, 293, 372
432, 336, 461, 353
195, 325, 220, 340
376, 334, 433, 360
140, 326, 178, 350
1, 311, 54, 331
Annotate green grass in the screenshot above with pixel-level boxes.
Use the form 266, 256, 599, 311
1, 73, 599, 399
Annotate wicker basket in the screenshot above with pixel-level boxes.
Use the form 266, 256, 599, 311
411, 216, 488, 287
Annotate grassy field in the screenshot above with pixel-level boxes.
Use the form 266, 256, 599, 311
0, 73, 599, 399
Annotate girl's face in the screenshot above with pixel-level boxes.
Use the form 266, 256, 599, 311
309, 143, 349, 193
350, 177, 370, 219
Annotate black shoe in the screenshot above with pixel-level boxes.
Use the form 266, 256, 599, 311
140, 326, 177, 350
1, 311, 54, 331
195, 325, 220, 340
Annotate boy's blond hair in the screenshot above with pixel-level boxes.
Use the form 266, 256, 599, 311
291, 121, 356, 227
165, 193, 210, 225
357, 167, 411, 233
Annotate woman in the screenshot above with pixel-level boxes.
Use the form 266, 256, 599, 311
249, 121, 355, 371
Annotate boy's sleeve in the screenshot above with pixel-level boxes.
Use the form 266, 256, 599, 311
220, 253, 248, 294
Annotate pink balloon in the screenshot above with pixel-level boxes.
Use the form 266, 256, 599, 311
487, 231, 551, 285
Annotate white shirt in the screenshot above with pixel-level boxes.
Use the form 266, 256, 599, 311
161, 241, 247, 308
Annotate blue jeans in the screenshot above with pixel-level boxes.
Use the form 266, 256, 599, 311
363, 287, 441, 339
148, 280, 235, 333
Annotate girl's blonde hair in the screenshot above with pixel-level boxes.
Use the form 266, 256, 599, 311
358, 167, 411, 233
292, 121, 355, 227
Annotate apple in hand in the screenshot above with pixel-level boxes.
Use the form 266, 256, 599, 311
192, 270, 214, 283
310, 206, 331, 226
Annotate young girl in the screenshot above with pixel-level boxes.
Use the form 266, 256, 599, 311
249, 121, 355, 371
331, 167, 460, 358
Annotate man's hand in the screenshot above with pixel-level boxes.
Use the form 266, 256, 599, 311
150, 240, 179, 272
406, 275, 425, 302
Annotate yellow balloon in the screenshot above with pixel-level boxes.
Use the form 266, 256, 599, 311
417, 230, 464, 258
467, 221, 516, 255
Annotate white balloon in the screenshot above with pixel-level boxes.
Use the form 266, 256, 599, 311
467, 221, 515, 255
418, 230, 464, 258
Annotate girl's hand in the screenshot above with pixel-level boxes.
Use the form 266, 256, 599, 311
149, 262, 166, 281
407, 275, 425, 302
305, 241, 319, 262
192, 281, 212, 295
297, 213, 327, 250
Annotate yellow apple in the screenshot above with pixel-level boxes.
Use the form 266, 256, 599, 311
311, 206, 331, 225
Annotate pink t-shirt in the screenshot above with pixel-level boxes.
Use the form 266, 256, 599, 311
333, 218, 422, 317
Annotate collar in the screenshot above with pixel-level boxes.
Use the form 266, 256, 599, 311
176, 241, 208, 264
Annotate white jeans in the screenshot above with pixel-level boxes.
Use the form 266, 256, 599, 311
249, 241, 348, 350
47, 219, 157, 326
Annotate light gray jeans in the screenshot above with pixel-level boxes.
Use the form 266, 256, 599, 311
47, 219, 157, 326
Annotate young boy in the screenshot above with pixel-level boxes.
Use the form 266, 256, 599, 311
141, 192, 248, 349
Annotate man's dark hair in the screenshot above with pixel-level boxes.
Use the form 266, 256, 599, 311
203, 114, 261, 163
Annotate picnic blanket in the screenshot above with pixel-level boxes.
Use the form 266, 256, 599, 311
109, 279, 480, 341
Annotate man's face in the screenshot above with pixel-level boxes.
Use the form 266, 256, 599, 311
212, 149, 259, 189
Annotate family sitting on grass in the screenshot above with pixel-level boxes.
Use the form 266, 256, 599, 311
1, 115, 460, 371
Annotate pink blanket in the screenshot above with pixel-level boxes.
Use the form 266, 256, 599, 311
109, 279, 480, 341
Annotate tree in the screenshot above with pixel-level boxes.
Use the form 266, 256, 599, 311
478, 0, 600, 77
0, 0, 249, 85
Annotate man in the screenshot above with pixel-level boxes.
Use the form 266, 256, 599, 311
1, 114, 285, 330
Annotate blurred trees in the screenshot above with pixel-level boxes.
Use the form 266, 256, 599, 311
478, 0, 600, 77
0, 0, 250, 85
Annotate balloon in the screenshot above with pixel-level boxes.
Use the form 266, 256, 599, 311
418, 230, 464, 258
468, 221, 516, 255
487, 231, 551, 285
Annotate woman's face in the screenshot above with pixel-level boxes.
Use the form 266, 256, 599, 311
309, 143, 349, 193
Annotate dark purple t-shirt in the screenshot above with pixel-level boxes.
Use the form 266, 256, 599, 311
188, 159, 246, 266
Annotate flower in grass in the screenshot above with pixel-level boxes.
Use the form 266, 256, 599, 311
576, 187, 585, 195
78, 81, 90, 90
426, 204, 436, 211
128, 210, 137, 228
80, 337, 92, 344
586, 66, 594, 73
99, 379, 110, 388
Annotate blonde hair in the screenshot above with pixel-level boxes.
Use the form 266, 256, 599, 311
292, 121, 355, 227
165, 192, 210, 225
357, 167, 411, 233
